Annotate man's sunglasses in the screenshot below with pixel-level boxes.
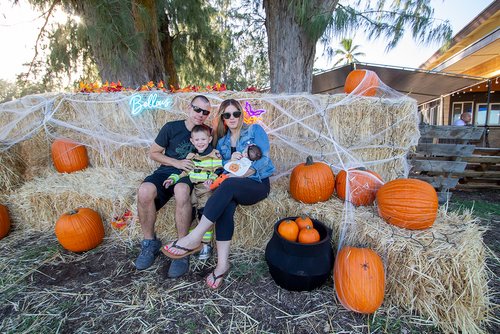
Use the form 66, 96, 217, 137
221, 111, 242, 119
191, 104, 210, 116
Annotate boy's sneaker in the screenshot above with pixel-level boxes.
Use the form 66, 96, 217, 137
198, 243, 212, 260
135, 238, 162, 270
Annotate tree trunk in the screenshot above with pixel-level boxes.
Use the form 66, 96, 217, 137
73, 0, 166, 87
263, 0, 338, 93
159, 12, 180, 89
132, 0, 165, 84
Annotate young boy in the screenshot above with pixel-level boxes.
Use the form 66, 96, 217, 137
162, 124, 223, 260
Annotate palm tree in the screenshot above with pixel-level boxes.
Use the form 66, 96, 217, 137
330, 38, 366, 66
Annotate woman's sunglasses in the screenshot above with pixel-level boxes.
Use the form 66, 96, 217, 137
221, 111, 242, 119
191, 104, 210, 116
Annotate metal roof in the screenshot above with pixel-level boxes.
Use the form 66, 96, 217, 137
312, 63, 488, 104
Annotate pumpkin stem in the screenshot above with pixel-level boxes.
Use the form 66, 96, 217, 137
305, 156, 314, 165
67, 209, 79, 215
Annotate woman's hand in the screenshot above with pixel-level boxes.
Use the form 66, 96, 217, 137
163, 179, 174, 188
231, 152, 243, 160
204, 180, 213, 189
175, 159, 194, 171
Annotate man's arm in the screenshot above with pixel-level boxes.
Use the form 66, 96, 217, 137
149, 142, 193, 171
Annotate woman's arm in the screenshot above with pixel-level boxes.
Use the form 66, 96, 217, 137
247, 124, 275, 180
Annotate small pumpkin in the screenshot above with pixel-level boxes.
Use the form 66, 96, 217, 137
344, 69, 380, 96
336, 168, 383, 206
334, 246, 385, 314
0, 204, 11, 240
55, 208, 105, 252
295, 216, 313, 230
51, 138, 89, 173
290, 156, 335, 204
376, 178, 438, 230
298, 225, 320, 244
277, 219, 299, 242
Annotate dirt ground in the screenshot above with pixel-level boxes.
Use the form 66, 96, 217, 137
1, 190, 499, 334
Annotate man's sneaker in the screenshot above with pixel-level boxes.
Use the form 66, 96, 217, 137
167, 256, 190, 278
198, 243, 212, 260
135, 238, 161, 270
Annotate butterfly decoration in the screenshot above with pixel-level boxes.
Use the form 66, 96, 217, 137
243, 102, 267, 124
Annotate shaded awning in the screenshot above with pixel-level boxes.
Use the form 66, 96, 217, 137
312, 63, 488, 104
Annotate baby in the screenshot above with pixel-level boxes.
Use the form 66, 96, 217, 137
210, 144, 262, 190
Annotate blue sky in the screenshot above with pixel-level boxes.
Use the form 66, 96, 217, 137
0, 0, 495, 81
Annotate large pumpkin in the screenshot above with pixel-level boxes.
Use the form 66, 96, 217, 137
0, 204, 11, 240
55, 208, 105, 252
51, 138, 89, 173
290, 156, 335, 204
344, 69, 380, 96
336, 168, 383, 206
334, 246, 385, 314
376, 178, 438, 230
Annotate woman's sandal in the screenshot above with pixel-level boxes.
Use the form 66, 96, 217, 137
206, 267, 230, 290
161, 240, 202, 259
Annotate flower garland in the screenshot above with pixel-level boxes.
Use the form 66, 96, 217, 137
77, 80, 233, 93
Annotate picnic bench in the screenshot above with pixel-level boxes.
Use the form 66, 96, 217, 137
408, 125, 496, 203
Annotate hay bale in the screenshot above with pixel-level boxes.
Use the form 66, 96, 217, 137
7, 167, 144, 233
0, 145, 25, 193
1, 92, 418, 179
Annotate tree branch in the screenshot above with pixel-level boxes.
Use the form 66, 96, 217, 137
25, 0, 60, 80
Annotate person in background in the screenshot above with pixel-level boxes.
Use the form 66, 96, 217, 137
135, 95, 211, 278
453, 112, 472, 126
162, 99, 275, 289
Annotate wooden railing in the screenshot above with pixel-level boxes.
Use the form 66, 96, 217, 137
408, 125, 494, 203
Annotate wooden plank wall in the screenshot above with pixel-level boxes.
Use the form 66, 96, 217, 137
408, 125, 490, 203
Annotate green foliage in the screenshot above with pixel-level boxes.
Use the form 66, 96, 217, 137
291, 0, 336, 40
211, 0, 269, 90
16, 0, 268, 90
329, 0, 452, 51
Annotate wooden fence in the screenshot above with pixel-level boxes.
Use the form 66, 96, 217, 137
408, 125, 499, 203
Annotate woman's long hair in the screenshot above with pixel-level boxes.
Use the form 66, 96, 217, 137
212, 99, 244, 147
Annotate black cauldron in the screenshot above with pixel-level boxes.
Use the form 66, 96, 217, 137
265, 217, 334, 291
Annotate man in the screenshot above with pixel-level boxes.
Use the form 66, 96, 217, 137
135, 95, 211, 278
453, 112, 472, 126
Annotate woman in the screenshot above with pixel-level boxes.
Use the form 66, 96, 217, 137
162, 99, 275, 289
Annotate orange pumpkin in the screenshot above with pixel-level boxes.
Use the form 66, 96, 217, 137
277, 219, 299, 242
55, 208, 105, 252
295, 216, 313, 230
290, 156, 335, 204
334, 246, 385, 314
344, 69, 380, 96
0, 204, 11, 240
336, 168, 383, 206
298, 225, 320, 244
51, 138, 89, 173
376, 178, 438, 230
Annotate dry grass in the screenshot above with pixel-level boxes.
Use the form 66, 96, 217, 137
0, 230, 449, 334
